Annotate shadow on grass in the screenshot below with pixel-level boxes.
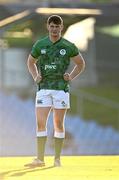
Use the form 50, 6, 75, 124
0, 165, 55, 178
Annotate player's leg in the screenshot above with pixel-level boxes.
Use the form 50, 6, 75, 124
53, 108, 67, 166
35, 90, 52, 165
36, 106, 51, 163
24, 106, 51, 167
52, 90, 70, 166
26, 90, 52, 167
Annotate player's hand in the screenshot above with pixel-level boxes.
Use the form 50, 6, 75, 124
63, 73, 72, 81
34, 74, 42, 83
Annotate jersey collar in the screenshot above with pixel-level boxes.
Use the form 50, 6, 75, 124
48, 36, 62, 45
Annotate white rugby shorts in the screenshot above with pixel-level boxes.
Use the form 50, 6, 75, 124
36, 89, 70, 109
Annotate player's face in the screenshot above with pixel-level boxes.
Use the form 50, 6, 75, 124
47, 22, 63, 38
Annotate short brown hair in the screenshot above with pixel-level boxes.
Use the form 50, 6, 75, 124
47, 15, 63, 25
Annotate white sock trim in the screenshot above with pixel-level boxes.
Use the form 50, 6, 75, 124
37, 131, 47, 137
54, 131, 65, 138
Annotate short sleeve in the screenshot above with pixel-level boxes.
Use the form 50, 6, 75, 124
31, 40, 41, 58
70, 43, 79, 57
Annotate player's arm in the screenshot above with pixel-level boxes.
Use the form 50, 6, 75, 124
70, 53, 85, 80
27, 54, 42, 83
64, 53, 85, 81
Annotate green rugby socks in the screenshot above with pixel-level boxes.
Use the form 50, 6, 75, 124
37, 131, 47, 161
54, 132, 65, 160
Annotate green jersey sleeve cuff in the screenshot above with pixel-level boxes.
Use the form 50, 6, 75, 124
30, 53, 37, 58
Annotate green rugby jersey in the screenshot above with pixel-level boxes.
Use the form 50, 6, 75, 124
31, 36, 79, 92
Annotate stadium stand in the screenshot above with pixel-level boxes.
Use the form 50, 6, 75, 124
0, 91, 119, 156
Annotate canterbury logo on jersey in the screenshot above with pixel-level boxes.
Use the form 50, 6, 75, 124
45, 64, 57, 70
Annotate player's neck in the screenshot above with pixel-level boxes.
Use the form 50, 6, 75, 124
49, 35, 61, 43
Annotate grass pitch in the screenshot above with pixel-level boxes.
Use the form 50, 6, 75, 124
0, 156, 119, 180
